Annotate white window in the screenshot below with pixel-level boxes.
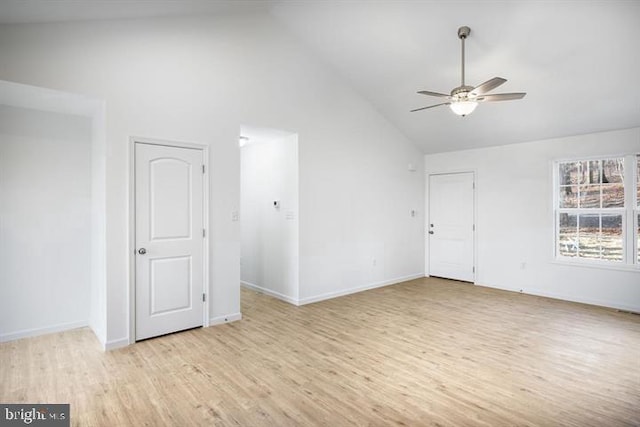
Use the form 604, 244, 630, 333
554, 155, 639, 267
636, 155, 640, 264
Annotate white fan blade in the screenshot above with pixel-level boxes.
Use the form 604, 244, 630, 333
476, 93, 526, 102
418, 90, 451, 98
410, 103, 450, 112
470, 77, 506, 96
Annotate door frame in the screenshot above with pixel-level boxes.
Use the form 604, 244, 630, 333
128, 136, 210, 345
425, 169, 477, 284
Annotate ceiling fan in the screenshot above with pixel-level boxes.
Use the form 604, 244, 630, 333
412, 26, 526, 117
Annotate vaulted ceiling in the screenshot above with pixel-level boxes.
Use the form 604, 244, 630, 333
1, 1, 638, 153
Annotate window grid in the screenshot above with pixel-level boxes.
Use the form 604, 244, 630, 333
555, 155, 639, 267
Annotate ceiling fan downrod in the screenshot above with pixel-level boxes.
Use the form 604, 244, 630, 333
458, 26, 470, 87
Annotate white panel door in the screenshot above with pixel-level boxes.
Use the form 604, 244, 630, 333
135, 143, 204, 340
429, 172, 475, 282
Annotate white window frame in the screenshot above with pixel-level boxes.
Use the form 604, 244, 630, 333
553, 153, 639, 269
635, 155, 640, 265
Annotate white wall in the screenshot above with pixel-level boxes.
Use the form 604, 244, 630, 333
299, 120, 426, 303
0, 13, 425, 346
241, 129, 299, 302
0, 105, 92, 340
425, 127, 640, 312
90, 104, 107, 345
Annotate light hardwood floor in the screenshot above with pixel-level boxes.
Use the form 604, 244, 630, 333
1, 277, 639, 426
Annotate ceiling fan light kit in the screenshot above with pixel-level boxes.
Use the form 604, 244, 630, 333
449, 100, 478, 116
412, 26, 526, 117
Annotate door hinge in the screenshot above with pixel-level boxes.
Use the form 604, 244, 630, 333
473, 224, 475, 231
473, 266, 475, 273
202, 293, 206, 302
202, 164, 205, 174
473, 182, 475, 190
203, 228, 206, 238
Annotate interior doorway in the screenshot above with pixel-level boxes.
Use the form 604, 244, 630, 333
239, 125, 299, 305
428, 172, 475, 282
0, 80, 106, 345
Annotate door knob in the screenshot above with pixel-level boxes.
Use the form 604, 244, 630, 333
428, 231, 434, 235
138, 248, 147, 255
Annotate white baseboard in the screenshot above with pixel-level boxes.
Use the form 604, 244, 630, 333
104, 337, 129, 351
104, 313, 243, 350
475, 282, 640, 313
298, 273, 425, 306
89, 323, 106, 350
208, 312, 242, 326
0, 320, 89, 343
103, 313, 243, 351
241, 281, 299, 305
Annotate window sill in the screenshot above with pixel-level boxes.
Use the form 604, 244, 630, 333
552, 258, 640, 273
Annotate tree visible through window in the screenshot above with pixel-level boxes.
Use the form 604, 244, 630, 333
556, 158, 625, 262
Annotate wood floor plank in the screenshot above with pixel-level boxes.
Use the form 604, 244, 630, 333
1, 277, 639, 426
